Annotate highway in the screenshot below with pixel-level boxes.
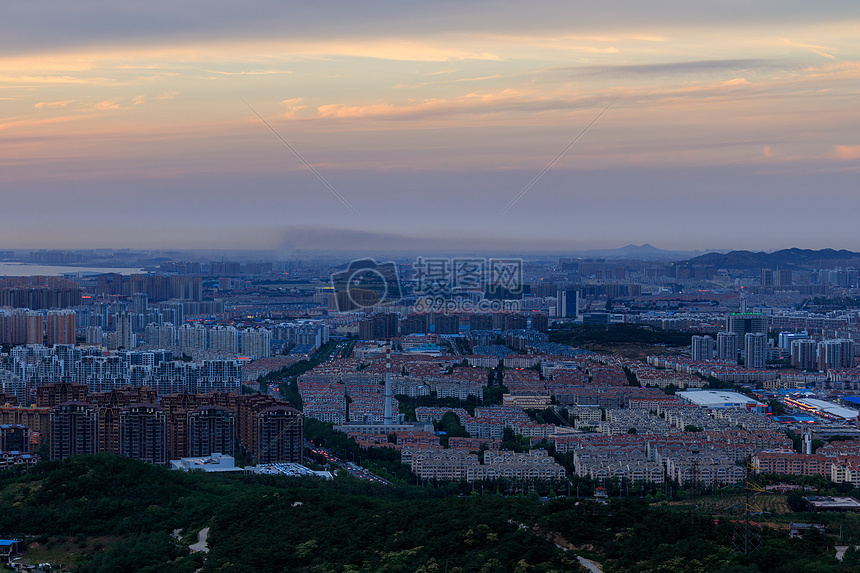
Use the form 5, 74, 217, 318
308, 443, 390, 485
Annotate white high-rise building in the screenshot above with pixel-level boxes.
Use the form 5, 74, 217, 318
817, 339, 855, 371
115, 311, 135, 350
145, 322, 177, 347
85, 325, 104, 345
241, 328, 271, 358
779, 331, 809, 349
691, 335, 716, 361
791, 339, 818, 371
744, 332, 767, 369
555, 289, 579, 319
717, 331, 738, 361
209, 325, 239, 354
198, 359, 242, 393
178, 323, 207, 352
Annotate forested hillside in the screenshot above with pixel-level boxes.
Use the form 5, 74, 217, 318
1, 455, 859, 572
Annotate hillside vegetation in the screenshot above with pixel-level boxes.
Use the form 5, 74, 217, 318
1, 455, 859, 572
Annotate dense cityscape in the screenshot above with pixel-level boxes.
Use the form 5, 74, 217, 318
4, 1, 860, 571
2, 247, 860, 569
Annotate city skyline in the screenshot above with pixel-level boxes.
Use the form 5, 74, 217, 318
2, 1, 859, 251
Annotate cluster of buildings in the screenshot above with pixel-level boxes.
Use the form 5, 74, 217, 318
555, 405, 790, 486
356, 311, 550, 339
409, 449, 566, 483
5, 252, 860, 489
0, 345, 242, 404
753, 440, 860, 487
315, 343, 822, 487
1, 381, 303, 466
297, 354, 489, 426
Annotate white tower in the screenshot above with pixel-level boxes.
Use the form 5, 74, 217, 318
383, 342, 393, 424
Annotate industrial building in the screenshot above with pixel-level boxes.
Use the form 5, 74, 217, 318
676, 390, 766, 412
783, 397, 859, 422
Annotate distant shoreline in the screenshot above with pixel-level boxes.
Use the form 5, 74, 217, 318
0, 262, 145, 277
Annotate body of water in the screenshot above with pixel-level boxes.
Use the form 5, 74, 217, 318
0, 262, 145, 277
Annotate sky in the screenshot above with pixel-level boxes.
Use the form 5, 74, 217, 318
1, 1, 859, 253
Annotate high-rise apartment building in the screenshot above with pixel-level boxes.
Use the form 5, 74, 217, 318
359, 313, 398, 340
401, 314, 430, 335
791, 339, 818, 371
555, 289, 579, 318
241, 328, 271, 358
50, 402, 98, 461
85, 325, 104, 345
744, 332, 767, 369
529, 313, 549, 333
468, 314, 493, 332
691, 335, 716, 361
7, 309, 43, 345
779, 331, 809, 349
131, 292, 148, 314
187, 405, 236, 458
45, 309, 76, 345
254, 405, 303, 464
197, 360, 242, 394
432, 314, 460, 335
817, 339, 855, 371
35, 382, 88, 408
115, 311, 135, 350
178, 323, 207, 352
119, 404, 167, 464
726, 313, 767, 353
717, 331, 738, 361
209, 325, 239, 354
502, 314, 527, 331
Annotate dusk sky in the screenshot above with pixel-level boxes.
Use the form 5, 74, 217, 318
2, 1, 859, 253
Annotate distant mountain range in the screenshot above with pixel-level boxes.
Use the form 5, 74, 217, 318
682, 248, 860, 269
568, 244, 720, 261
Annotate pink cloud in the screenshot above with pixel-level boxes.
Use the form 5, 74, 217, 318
833, 145, 860, 160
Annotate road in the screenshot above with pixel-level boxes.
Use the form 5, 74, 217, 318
577, 556, 605, 573
512, 519, 605, 573
308, 444, 390, 485
189, 527, 210, 553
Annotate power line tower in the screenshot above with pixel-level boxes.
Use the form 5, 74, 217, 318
732, 457, 765, 554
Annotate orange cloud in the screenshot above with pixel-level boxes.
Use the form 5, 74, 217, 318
0, 75, 103, 84
34, 100, 74, 109
281, 98, 306, 118
94, 99, 122, 110
834, 145, 860, 160
315, 88, 563, 121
